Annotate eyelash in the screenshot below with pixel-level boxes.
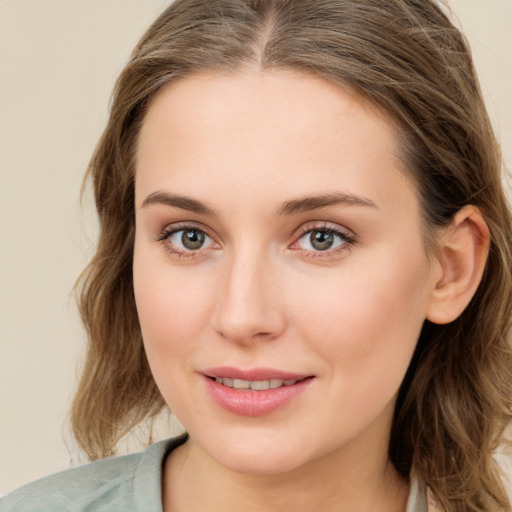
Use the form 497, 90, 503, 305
156, 222, 216, 258
155, 222, 356, 259
292, 223, 357, 257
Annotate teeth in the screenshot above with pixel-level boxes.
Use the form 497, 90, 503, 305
233, 379, 250, 389
250, 380, 269, 390
214, 377, 299, 390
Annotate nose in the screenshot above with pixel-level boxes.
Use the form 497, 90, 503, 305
213, 250, 286, 345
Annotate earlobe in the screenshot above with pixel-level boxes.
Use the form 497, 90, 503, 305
426, 205, 490, 325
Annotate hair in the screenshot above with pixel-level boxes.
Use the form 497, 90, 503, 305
71, 1, 512, 510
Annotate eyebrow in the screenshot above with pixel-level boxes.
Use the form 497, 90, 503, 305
278, 192, 378, 215
141, 191, 218, 216
141, 190, 378, 216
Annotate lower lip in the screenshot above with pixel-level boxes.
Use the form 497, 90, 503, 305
204, 377, 313, 416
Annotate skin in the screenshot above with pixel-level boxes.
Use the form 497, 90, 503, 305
132, 69, 476, 511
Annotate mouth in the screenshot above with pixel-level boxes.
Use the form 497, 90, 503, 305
202, 367, 314, 416
209, 376, 310, 391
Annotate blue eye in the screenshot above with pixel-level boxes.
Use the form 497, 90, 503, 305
296, 228, 352, 252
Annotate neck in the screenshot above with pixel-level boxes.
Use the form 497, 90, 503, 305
163, 436, 410, 512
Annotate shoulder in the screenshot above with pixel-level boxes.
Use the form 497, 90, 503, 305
0, 452, 141, 512
406, 478, 444, 512
0, 436, 187, 512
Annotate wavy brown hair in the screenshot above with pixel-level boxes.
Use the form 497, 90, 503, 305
71, 1, 512, 510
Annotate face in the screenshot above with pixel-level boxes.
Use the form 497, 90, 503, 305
133, 69, 437, 476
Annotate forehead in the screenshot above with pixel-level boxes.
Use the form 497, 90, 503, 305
135, 69, 415, 214
137, 68, 397, 153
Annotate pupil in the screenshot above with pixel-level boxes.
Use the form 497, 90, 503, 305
182, 230, 204, 250
311, 231, 333, 251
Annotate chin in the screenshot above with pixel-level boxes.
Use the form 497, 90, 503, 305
197, 428, 317, 476
217, 449, 308, 476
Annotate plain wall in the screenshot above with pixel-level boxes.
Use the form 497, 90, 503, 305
1, 0, 511, 495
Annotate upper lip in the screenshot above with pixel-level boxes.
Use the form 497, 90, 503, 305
202, 366, 313, 381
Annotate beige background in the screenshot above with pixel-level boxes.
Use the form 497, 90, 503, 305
1, 0, 511, 496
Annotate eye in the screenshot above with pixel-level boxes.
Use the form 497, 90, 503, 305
157, 224, 217, 257
170, 229, 211, 251
293, 225, 355, 254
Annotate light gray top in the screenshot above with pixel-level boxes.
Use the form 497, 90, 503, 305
1, 435, 429, 511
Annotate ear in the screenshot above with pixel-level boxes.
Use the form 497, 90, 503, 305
426, 205, 490, 325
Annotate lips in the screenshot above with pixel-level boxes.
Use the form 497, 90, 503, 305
203, 366, 311, 381
202, 367, 314, 416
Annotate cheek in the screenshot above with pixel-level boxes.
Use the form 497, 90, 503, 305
292, 248, 431, 382
133, 254, 218, 416
133, 248, 216, 362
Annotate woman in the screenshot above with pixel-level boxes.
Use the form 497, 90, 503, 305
2, 0, 511, 511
